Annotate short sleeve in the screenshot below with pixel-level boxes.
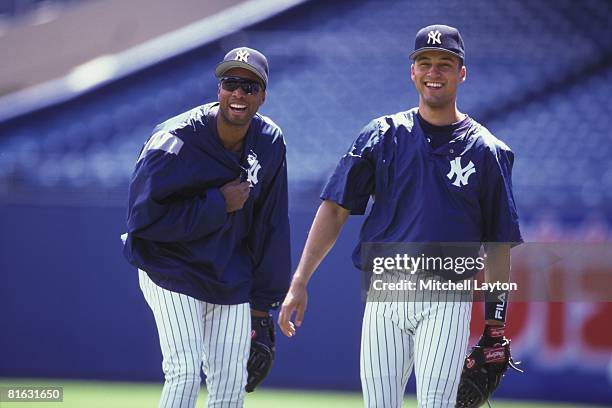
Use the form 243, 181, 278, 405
320, 120, 380, 215
480, 145, 523, 245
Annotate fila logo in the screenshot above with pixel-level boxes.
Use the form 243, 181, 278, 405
427, 30, 442, 45
246, 150, 261, 187
447, 157, 476, 187
495, 291, 507, 320
235, 48, 250, 62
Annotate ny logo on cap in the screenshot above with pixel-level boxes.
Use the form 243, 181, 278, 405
235, 48, 250, 62
427, 30, 442, 45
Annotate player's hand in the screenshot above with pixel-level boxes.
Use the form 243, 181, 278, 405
278, 280, 308, 338
220, 178, 250, 212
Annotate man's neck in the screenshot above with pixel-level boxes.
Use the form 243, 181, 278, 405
215, 110, 249, 152
418, 103, 465, 126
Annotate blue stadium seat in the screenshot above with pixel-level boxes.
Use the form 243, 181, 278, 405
0, 0, 610, 217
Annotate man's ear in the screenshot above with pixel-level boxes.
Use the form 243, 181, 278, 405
410, 63, 416, 82
460, 66, 467, 82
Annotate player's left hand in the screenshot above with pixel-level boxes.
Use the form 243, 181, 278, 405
456, 324, 523, 407
245, 314, 275, 393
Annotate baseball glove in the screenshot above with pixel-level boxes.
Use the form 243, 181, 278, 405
245, 315, 275, 393
456, 325, 523, 408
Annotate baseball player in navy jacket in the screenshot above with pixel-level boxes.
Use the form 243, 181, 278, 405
123, 47, 290, 407
279, 25, 522, 407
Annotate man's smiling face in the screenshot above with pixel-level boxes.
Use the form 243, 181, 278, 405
411, 50, 466, 110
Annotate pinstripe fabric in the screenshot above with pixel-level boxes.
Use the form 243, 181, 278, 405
139, 270, 250, 408
361, 271, 472, 408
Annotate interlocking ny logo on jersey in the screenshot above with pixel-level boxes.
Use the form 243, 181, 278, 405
245, 150, 261, 187
447, 157, 476, 187
427, 30, 442, 45
235, 49, 250, 62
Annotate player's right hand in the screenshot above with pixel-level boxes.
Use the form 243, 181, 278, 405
278, 281, 308, 338
220, 178, 250, 212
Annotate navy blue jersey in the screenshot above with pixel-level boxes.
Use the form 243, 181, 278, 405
321, 108, 522, 276
123, 102, 290, 311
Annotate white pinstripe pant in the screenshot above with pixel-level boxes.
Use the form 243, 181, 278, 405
361, 271, 472, 408
139, 270, 250, 408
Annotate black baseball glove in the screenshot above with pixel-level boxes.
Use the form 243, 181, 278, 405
456, 325, 523, 408
245, 315, 275, 392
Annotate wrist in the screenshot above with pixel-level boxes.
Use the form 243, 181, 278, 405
250, 309, 269, 317
479, 323, 506, 346
291, 274, 309, 288
484, 289, 509, 323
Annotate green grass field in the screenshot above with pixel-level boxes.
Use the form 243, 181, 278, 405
0, 379, 604, 408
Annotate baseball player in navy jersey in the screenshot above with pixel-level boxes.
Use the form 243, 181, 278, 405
122, 47, 290, 407
279, 25, 522, 407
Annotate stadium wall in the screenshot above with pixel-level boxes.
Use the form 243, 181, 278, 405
0, 203, 610, 405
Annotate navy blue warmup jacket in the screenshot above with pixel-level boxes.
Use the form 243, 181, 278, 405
322, 108, 522, 279
123, 102, 290, 311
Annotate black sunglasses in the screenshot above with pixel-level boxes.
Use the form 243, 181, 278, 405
220, 77, 263, 95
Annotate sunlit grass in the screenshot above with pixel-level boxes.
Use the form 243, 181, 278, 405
0, 379, 604, 408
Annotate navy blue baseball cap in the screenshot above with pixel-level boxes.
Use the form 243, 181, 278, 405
215, 47, 269, 89
409, 24, 465, 62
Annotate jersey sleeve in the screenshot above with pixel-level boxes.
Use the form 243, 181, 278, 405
480, 144, 523, 245
248, 135, 291, 311
320, 120, 379, 215
126, 132, 228, 242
